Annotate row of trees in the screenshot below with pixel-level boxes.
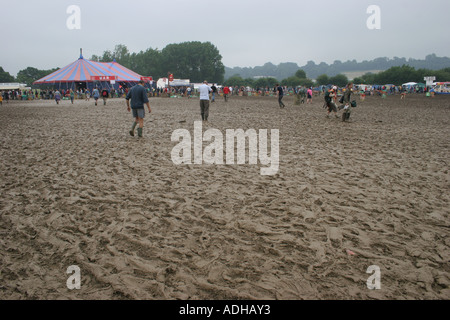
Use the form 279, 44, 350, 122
0, 66, 61, 86
0, 67, 15, 83
2, 42, 449, 88
0, 42, 226, 86
224, 69, 349, 88
225, 54, 450, 80
353, 65, 450, 86
91, 42, 225, 84
225, 65, 450, 89
6, 63, 448, 90
1, 66, 60, 85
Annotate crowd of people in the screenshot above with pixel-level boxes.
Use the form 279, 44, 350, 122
0, 80, 435, 109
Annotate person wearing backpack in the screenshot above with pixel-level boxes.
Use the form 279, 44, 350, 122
211, 84, 217, 102
325, 86, 338, 118
102, 88, 109, 105
340, 82, 355, 122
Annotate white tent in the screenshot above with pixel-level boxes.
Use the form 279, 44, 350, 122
157, 77, 168, 89
402, 82, 417, 87
0, 83, 28, 90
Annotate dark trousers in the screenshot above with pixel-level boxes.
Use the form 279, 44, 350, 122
200, 99, 210, 120
278, 95, 285, 107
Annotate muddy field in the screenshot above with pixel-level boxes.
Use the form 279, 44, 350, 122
0, 93, 448, 300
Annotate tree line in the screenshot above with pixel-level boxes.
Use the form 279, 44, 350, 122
225, 54, 450, 80
0, 42, 226, 86
1, 42, 449, 88
352, 65, 450, 86
224, 65, 450, 89
0, 66, 59, 86
90, 42, 225, 84
224, 69, 344, 88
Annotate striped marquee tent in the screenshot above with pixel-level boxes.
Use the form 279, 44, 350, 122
33, 52, 149, 91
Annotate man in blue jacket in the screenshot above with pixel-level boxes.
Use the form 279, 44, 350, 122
126, 80, 151, 137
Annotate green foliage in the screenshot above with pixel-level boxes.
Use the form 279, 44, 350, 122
295, 69, 307, 79
328, 74, 349, 87
354, 65, 450, 85
223, 76, 245, 87
298, 78, 314, 88
253, 77, 278, 88
160, 41, 224, 83
16, 67, 59, 86
129, 48, 162, 78
434, 68, 450, 82
0, 67, 15, 82
224, 54, 450, 81
281, 76, 302, 87
315, 74, 329, 86
223, 76, 256, 87
90, 42, 225, 83
225, 62, 301, 81
280, 76, 314, 88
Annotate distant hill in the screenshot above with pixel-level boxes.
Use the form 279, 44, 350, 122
224, 54, 450, 80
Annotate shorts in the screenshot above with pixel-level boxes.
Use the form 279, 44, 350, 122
132, 108, 145, 119
327, 102, 337, 112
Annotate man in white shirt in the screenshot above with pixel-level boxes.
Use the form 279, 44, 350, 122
199, 80, 212, 121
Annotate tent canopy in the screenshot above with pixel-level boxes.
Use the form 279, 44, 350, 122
34, 54, 143, 85
0, 83, 28, 90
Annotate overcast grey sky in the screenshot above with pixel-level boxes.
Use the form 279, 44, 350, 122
1, 0, 449, 76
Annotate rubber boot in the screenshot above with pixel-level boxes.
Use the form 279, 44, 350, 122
342, 113, 347, 122
346, 113, 351, 121
130, 122, 137, 136
137, 128, 143, 137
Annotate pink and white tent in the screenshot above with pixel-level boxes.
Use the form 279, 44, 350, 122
34, 53, 144, 87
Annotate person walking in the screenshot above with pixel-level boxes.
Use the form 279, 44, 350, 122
340, 82, 354, 122
325, 86, 339, 118
400, 86, 407, 100
306, 87, 313, 104
102, 88, 109, 105
70, 89, 75, 104
126, 80, 151, 138
187, 86, 192, 98
3, 91, 9, 104
223, 86, 230, 102
300, 87, 306, 104
54, 90, 61, 105
92, 87, 100, 105
211, 84, 217, 102
199, 80, 212, 121
276, 84, 285, 108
